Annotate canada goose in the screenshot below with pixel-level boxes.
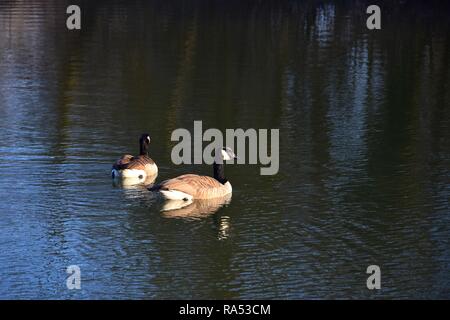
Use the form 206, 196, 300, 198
149, 147, 236, 200
111, 133, 158, 182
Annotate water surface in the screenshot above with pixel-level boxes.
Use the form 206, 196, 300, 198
0, 0, 449, 299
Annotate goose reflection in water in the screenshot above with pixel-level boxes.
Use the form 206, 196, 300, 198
161, 193, 232, 219
161, 194, 232, 239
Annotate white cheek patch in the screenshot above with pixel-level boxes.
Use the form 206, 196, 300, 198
221, 149, 231, 161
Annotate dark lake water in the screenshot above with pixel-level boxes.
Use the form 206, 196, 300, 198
0, 0, 449, 299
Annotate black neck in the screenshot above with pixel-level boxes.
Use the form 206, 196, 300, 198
213, 162, 227, 184
140, 144, 148, 156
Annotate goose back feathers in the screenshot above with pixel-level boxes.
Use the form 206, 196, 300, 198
150, 174, 232, 200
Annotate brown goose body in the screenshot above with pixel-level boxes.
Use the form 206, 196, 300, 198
152, 174, 232, 200
113, 154, 134, 169
149, 147, 236, 201
112, 155, 157, 177
111, 134, 158, 181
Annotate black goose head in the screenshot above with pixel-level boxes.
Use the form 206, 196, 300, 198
139, 133, 151, 155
